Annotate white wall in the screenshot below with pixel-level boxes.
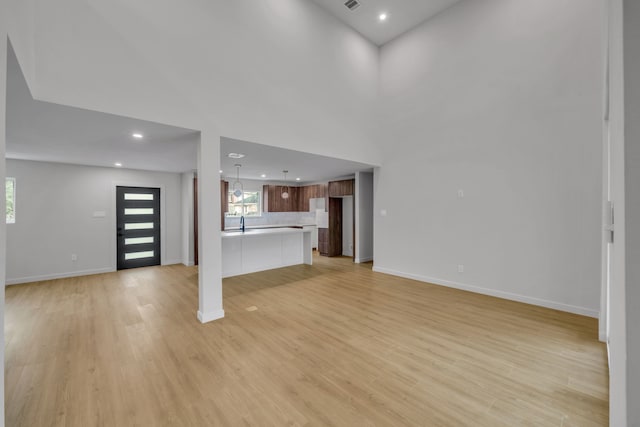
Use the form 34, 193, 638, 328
355, 171, 374, 263
624, 1, 640, 424
1, 12, 9, 425
5, 159, 183, 284
5, 0, 35, 94
181, 171, 195, 266
375, 0, 605, 317
342, 196, 353, 256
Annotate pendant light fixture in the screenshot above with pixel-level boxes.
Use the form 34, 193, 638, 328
281, 170, 290, 199
232, 164, 244, 198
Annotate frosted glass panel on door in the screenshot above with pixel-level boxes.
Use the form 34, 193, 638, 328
124, 193, 154, 200
124, 208, 154, 215
124, 222, 154, 230
125, 237, 154, 245
124, 251, 154, 260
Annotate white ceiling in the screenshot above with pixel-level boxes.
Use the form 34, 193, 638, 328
6, 47, 199, 173
5, 2, 464, 175
7, 46, 374, 181
221, 138, 373, 184
309, 0, 464, 46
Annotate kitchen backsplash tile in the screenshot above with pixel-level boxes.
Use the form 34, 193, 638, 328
225, 212, 315, 229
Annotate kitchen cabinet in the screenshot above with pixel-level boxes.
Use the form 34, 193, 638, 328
263, 185, 299, 212
318, 198, 341, 258
263, 184, 327, 213
318, 228, 328, 256
327, 197, 343, 256
220, 180, 228, 230
328, 179, 354, 197
221, 228, 313, 277
298, 183, 328, 211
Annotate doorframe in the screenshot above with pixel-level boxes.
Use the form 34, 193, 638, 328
604, 0, 627, 425
111, 181, 167, 270
194, 174, 198, 265
600, 13, 612, 342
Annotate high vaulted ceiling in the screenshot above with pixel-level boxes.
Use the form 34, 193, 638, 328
5, 46, 199, 173
6, 45, 375, 180
308, 0, 464, 46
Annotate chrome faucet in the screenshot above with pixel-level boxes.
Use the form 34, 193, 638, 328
240, 215, 245, 232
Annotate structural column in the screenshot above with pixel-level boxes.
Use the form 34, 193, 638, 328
1, 10, 9, 424
197, 129, 224, 323
624, 1, 640, 424
607, 0, 628, 425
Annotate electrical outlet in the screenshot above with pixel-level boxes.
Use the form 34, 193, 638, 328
71, 254, 78, 261
458, 264, 464, 273
457, 189, 464, 198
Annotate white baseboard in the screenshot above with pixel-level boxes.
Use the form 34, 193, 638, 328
163, 259, 183, 266
5, 267, 115, 286
372, 266, 599, 318
599, 330, 608, 343
182, 261, 195, 267
197, 309, 225, 323
355, 256, 373, 263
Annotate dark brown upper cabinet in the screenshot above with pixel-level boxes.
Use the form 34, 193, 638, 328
263, 183, 328, 212
328, 179, 354, 197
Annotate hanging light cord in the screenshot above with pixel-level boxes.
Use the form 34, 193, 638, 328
281, 170, 290, 199
232, 164, 245, 217
233, 164, 244, 197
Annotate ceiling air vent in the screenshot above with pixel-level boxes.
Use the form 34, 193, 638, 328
344, 0, 360, 11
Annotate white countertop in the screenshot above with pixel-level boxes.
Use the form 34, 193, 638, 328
221, 227, 312, 238
223, 224, 316, 231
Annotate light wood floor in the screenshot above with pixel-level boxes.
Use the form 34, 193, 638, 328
5, 254, 608, 426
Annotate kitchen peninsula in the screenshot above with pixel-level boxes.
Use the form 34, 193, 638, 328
221, 226, 313, 278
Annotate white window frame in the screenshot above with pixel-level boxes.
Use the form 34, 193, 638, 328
6, 177, 16, 224
226, 190, 262, 217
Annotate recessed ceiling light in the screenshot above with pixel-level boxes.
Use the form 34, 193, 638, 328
296, 177, 301, 181
114, 162, 123, 167
227, 153, 245, 159
219, 170, 223, 174
379, 13, 388, 21
132, 133, 144, 139
261, 174, 267, 178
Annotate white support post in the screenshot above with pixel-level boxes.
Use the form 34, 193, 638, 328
197, 130, 224, 323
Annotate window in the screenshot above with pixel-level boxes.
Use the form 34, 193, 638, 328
227, 191, 261, 217
6, 177, 16, 224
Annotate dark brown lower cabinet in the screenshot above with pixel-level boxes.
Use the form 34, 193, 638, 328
319, 197, 344, 257
328, 197, 343, 257
318, 228, 328, 256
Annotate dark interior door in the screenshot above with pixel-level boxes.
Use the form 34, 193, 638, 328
116, 186, 161, 270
